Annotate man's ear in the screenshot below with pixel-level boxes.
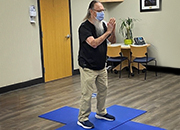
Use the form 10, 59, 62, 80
89, 9, 93, 14
90, 9, 96, 17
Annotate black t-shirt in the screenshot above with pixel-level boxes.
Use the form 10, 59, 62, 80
78, 20, 107, 70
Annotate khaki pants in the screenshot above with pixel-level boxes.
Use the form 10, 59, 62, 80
78, 67, 108, 122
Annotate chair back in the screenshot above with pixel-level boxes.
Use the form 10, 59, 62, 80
130, 45, 147, 57
107, 45, 121, 57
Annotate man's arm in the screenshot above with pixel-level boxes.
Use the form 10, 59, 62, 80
86, 18, 116, 48
108, 32, 116, 44
108, 20, 116, 44
86, 31, 111, 48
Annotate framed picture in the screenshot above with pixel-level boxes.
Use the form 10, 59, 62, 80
140, 0, 161, 12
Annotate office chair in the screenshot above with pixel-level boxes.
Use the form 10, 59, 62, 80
107, 45, 129, 78
130, 45, 157, 80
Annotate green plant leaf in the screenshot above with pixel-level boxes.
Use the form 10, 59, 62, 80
119, 17, 138, 39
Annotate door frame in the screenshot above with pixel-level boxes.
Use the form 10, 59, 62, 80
37, 0, 74, 82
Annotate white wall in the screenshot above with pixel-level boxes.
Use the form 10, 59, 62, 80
1, 0, 179, 88
0, 0, 42, 88
70, 0, 92, 70
108, 0, 180, 68
71, 0, 180, 69
106, 0, 180, 68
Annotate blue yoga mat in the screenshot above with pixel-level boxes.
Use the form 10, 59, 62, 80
39, 105, 147, 130
39, 106, 79, 124
56, 121, 102, 130
56, 121, 166, 130
113, 121, 166, 130
106, 105, 146, 124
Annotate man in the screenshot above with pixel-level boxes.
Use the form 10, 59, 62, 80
77, 0, 116, 129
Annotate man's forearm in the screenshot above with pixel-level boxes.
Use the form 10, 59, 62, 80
108, 32, 116, 43
86, 31, 111, 48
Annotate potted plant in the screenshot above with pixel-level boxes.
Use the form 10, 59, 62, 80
119, 17, 137, 45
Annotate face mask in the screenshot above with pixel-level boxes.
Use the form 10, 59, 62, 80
96, 11, 104, 21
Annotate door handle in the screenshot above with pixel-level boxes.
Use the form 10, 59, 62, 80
65, 34, 71, 38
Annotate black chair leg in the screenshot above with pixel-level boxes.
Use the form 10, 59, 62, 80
128, 60, 130, 78
111, 62, 114, 73
119, 62, 122, 78
155, 60, 157, 76
144, 63, 147, 80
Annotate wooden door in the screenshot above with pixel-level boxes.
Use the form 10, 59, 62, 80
39, 0, 72, 82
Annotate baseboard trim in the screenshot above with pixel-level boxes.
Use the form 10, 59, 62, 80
147, 65, 180, 75
72, 69, 80, 75
0, 77, 44, 94
74, 67, 180, 75
1, 66, 179, 94
74, 66, 180, 75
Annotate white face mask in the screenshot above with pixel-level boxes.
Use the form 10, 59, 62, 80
96, 11, 104, 21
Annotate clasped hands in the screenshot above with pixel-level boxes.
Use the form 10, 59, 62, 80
107, 18, 116, 34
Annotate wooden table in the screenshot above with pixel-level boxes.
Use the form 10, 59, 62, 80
108, 43, 150, 74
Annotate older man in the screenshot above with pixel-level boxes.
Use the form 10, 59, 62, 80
77, 0, 116, 129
